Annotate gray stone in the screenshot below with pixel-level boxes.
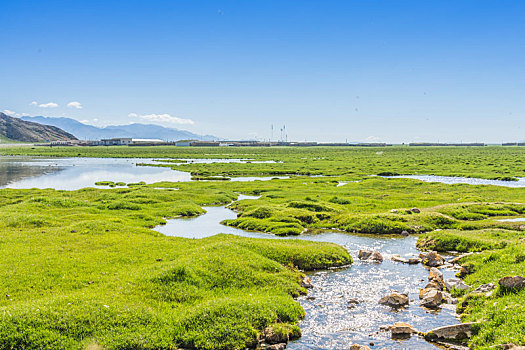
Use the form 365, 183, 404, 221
420, 251, 445, 267
411, 207, 421, 213
420, 289, 443, 309
499, 276, 525, 291
358, 249, 383, 262
424, 322, 479, 342
445, 278, 471, 291
442, 292, 459, 304
472, 283, 496, 294
423, 280, 443, 291
350, 345, 371, 350
448, 253, 473, 265
408, 257, 421, 264
391, 322, 418, 336
391, 254, 408, 263
379, 292, 409, 308
429, 267, 444, 283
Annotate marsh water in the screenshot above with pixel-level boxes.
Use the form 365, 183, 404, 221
0, 157, 287, 189
385, 174, 525, 188
0, 157, 191, 189
156, 199, 461, 349
2, 156, 524, 190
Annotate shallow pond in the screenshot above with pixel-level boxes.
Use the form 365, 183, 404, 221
0, 157, 288, 190
384, 174, 525, 188
156, 197, 461, 350
497, 218, 525, 222
0, 157, 191, 190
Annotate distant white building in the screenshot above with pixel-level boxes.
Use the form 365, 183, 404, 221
132, 138, 164, 144
95, 138, 133, 146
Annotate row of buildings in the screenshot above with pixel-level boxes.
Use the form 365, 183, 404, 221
45, 138, 525, 147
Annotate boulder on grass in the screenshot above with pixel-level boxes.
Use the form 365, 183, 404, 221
445, 278, 470, 291
442, 292, 459, 304
424, 322, 479, 342
472, 283, 496, 294
499, 276, 525, 291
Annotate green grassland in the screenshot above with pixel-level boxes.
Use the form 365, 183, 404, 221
0, 187, 350, 350
0, 145, 525, 349
1, 145, 525, 179
0, 135, 19, 143
419, 227, 525, 347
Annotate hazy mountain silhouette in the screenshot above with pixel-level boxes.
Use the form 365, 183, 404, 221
21, 116, 219, 141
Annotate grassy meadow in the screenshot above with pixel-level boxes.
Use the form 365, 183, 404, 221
1, 145, 525, 180
0, 145, 524, 349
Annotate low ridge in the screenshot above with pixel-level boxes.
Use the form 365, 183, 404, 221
0, 112, 77, 142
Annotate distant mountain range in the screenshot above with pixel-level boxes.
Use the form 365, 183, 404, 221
0, 113, 77, 142
21, 116, 219, 141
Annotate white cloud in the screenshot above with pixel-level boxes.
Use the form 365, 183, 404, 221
67, 101, 83, 109
80, 120, 90, 124
2, 110, 29, 117
39, 102, 59, 108
30, 101, 38, 106
128, 113, 194, 125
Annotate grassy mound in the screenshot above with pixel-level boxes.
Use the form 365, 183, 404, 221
0, 187, 350, 349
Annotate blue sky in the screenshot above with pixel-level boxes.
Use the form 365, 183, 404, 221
1, 1, 524, 142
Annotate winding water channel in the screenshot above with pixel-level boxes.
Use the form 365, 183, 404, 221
155, 197, 461, 349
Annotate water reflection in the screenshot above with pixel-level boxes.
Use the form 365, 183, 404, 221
0, 157, 290, 190
0, 157, 65, 187
0, 157, 191, 190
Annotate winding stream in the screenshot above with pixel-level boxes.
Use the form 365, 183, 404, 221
155, 197, 461, 350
